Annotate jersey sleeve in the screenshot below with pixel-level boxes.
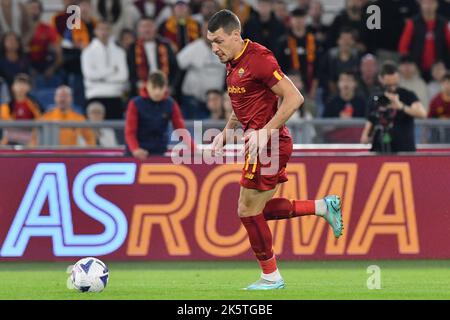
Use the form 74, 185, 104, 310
251, 51, 285, 89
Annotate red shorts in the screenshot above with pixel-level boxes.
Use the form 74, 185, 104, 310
240, 136, 293, 191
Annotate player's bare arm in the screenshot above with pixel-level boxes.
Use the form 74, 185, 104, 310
264, 76, 304, 131
245, 77, 304, 158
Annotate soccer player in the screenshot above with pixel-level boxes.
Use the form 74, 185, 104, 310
207, 10, 343, 290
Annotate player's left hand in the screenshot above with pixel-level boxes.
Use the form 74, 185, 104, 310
243, 129, 270, 163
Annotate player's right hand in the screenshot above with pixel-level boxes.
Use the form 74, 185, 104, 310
132, 148, 149, 161
211, 131, 226, 156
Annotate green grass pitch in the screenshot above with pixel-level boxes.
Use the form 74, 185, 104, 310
0, 260, 449, 300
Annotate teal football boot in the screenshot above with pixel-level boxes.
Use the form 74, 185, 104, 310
244, 278, 285, 290
323, 195, 343, 238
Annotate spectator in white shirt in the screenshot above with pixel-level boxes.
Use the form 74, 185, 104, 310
81, 21, 128, 119
177, 23, 226, 119
399, 55, 430, 112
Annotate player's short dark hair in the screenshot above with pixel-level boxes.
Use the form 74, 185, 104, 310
148, 71, 167, 88
380, 61, 399, 77
208, 9, 241, 34
441, 72, 450, 82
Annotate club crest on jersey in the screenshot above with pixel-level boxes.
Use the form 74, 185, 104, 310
238, 68, 245, 78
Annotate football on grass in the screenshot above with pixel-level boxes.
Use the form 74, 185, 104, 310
71, 257, 109, 293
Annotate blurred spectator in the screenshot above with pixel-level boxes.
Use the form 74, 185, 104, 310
0, 74, 41, 147
323, 71, 367, 118
61, 0, 97, 108
177, 23, 226, 119
159, 0, 201, 52
243, 0, 286, 53
0, 32, 30, 86
320, 28, 360, 98
125, 71, 195, 159
287, 71, 317, 143
290, 0, 311, 11
118, 28, 136, 52
40, 86, 96, 146
192, 0, 220, 25
399, 55, 430, 110
134, 0, 167, 20
428, 72, 450, 118
190, 0, 204, 15
222, 0, 255, 27
0, 76, 10, 105
274, 0, 291, 28
327, 0, 366, 52
288, 72, 316, 118
399, 0, 450, 80
26, 0, 63, 87
81, 21, 128, 119
428, 61, 447, 99
52, 0, 77, 38
0, 0, 30, 39
86, 101, 118, 147
128, 17, 179, 96
223, 92, 232, 120
206, 89, 225, 120
361, 61, 427, 153
277, 8, 318, 98
364, 0, 418, 59
438, 0, 450, 19
93, 0, 141, 39
357, 53, 379, 98
307, 0, 328, 54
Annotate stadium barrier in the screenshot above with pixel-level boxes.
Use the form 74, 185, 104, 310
1, 119, 450, 146
0, 154, 449, 261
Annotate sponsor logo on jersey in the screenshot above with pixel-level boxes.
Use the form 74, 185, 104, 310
227, 86, 246, 94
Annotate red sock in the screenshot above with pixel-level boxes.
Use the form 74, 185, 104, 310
258, 256, 278, 274
263, 198, 316, 220
240, 214, 274, 261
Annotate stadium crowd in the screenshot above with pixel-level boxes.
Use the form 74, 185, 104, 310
1, 0, 450, 148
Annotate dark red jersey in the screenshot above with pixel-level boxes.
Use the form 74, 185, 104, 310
226, 39, 291, 140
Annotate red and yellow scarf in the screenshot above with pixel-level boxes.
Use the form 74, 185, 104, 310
161, 16, 199, 52
135, 39, 170, 82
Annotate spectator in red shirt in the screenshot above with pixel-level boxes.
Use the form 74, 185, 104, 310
398, 0, 450, 80
125, 70, 195, 160
25, 0, 63, 85
429, 72, 450, 118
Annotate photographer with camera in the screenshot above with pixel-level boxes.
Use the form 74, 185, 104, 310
360, 61, 427, 153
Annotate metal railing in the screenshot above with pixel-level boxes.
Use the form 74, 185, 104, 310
1, 119, 450, 148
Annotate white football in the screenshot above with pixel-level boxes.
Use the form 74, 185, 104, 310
71, 257, 109, 293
